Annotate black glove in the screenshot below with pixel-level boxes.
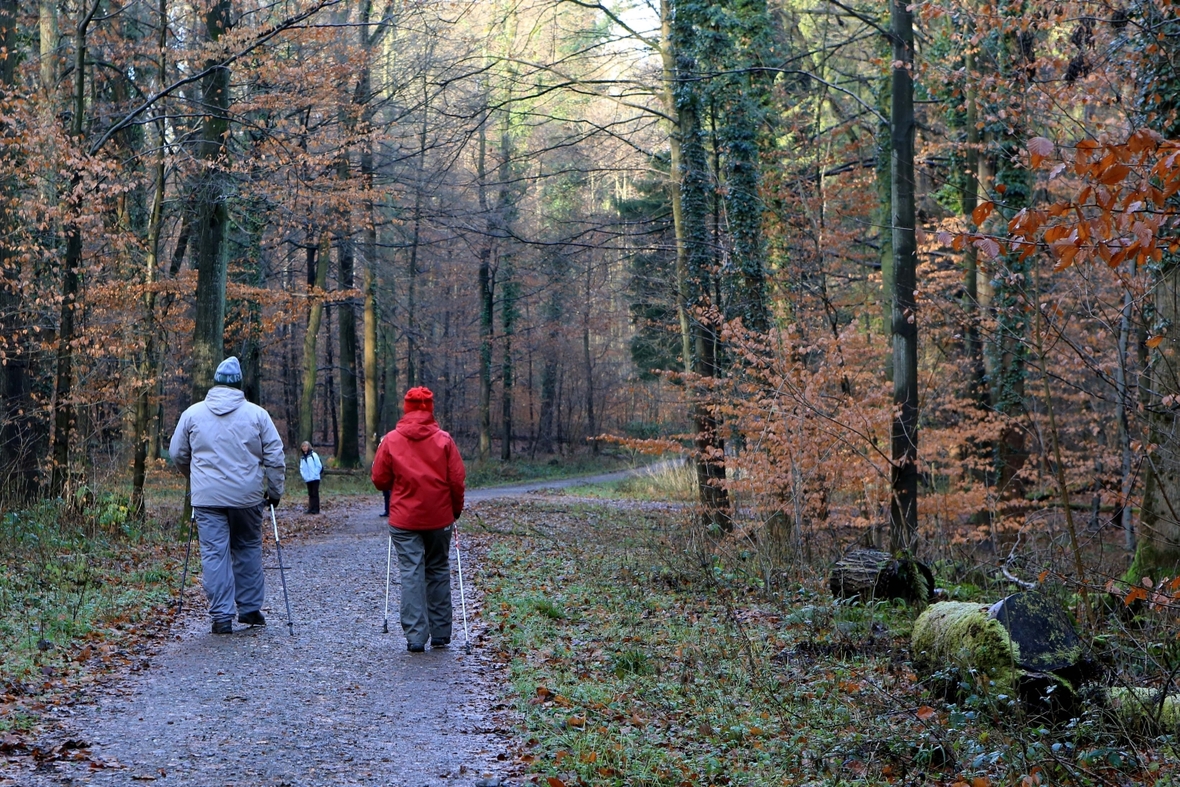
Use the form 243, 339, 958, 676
264, 493, 281, 508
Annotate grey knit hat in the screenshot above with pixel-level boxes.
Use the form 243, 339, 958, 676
213, 356, 243, 386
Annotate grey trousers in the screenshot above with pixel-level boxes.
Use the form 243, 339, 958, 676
390, 525, 453, 645
194, 506, 265, 623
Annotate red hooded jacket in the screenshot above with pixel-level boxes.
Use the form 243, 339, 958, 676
371, 410, 466, 530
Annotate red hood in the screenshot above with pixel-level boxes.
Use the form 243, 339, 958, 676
395, 410, 440, 441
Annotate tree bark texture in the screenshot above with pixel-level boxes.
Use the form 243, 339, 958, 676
0, 0, 39, 501
335, 227, 360, 467
476, 123, 493, 461
300, 233, 329, 445
829, 549, 932, 604
674, 0, 729, 529
189, 0, 232, 403
1129, 4, 1180, 580
889, 0, 919, 552
50, 2, 101, 497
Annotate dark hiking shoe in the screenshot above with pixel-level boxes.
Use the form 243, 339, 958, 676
406, 642, 426, 653
379, 512, 389, 518
431, 637, 450, 648
212, 620, 233, 635
238, 610, 266, 626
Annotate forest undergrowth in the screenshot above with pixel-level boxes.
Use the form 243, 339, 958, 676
0, 496, 180, 748
478, 497, 1180, 787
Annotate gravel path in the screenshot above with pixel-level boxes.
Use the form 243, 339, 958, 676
10, 466, 671, 787
15, 500, 513, 787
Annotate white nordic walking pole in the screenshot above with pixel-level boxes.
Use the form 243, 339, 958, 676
454, 522, 471, 654
269, 504, 295, 636
382, 531, 392, 633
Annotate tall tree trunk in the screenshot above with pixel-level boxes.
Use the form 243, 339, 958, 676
961, 44, 988, 404
501, 252, 517, 461
131, 3, 169, 517
0, 0, 38, 501
50, 1, 101, 497
876, 67, 894, 381
989, 7, 1034, 500
335, 222, 360, 467
673, 1, 729, 529
1116, 281, 1136, 553
888, 0, 919, 552
1128, 4, 1180, 579
300, 232, 329, 445
476, 123, 494, 461
189, 0, 233, 403
660, 0, 692, 376
583, 260, 597, 454
325, 305, 339, 450
363, 259, 379, 464
381, 319, 399, 436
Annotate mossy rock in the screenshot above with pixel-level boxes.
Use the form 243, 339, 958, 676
987, 592, 1082, 673
912, 601, 1021, 694
912, 594, 1088, 715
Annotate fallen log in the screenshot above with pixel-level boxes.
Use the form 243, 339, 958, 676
911, 592, 1089, 714
829, 549, 934, 605
1106, 687, 1180, 730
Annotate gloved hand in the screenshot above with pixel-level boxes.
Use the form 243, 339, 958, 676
264, 493, 281, 508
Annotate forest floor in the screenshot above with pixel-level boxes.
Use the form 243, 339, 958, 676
4, 465, 1178, 787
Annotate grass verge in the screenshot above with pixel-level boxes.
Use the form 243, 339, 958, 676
477, 499, 1177, 786
0, 497, 183, 737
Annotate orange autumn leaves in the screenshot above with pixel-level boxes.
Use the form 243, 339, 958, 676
943, 129, 1180, 272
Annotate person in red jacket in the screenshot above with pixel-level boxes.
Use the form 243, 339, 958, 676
371, 386, 466, 652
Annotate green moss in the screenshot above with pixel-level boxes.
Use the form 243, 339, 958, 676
912, 602, 1020, 694
1107, 687, 1180, 730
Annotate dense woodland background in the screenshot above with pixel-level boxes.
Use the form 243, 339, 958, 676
3, 0, 1180, 586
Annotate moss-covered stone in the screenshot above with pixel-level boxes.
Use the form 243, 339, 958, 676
988, 592, 1082, 672
912, 601, 1021, 694
1107, 687, 1180, 730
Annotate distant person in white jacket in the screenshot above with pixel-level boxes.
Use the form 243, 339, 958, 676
169, 357, 285, 635
299, 441, 323, 515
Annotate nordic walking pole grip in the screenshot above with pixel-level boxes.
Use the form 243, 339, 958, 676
270, 504, 295, 636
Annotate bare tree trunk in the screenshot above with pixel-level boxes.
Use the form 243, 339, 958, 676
660, 0, 692, 376
583, 261, 597, 454
673, 2, 729, 529
363, 259, 379, 464
335, 222, 360, 467
0, 0, 38, 501
476, 123, 494, 461
1117, 280, 1136, 553
889, 0, 919, 552
50, 1, 101, 497
501, 252, 516, 461
189, 0, 233, 403
131, 0, 169, 517
300, 232, 328, 445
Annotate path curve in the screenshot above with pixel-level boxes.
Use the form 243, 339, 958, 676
466, 459, 681, 503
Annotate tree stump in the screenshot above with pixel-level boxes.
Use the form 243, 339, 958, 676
829, 549, 933, 605
911, 593, 1089, 714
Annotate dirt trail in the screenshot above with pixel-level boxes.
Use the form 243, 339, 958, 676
465, 460, 679, 503
8, 467, 671, 787
12, 500, 513, 787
